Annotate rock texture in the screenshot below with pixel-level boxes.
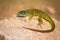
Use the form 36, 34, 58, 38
0, 17, 60, 40
0, 34, 5, 40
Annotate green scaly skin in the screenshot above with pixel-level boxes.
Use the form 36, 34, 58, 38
17, 9, 55, 33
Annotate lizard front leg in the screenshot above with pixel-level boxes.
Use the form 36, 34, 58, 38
38, 16, 43, 27
28, 13, 33, 20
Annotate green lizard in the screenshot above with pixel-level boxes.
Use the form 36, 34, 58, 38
17, 9, 55, 33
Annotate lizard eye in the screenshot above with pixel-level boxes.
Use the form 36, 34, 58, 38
17, 11, 27, 17
22, 11, 27, 17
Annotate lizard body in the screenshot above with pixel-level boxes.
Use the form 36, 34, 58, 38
17, 9, 55, 33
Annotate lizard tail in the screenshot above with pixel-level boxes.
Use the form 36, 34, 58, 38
22, 20, 55, 33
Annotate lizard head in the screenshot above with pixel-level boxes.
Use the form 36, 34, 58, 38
17, 11, 27, 17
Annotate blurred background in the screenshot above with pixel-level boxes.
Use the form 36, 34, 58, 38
0, 0, 60, 21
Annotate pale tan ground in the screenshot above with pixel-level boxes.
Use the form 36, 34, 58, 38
0, 17, 60, 40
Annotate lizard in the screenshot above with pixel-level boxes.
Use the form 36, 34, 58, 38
17, 9, 55, 33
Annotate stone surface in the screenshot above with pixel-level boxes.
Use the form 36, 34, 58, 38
0, 17, 60, 40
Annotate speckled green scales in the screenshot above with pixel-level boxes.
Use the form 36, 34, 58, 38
17, 9, 55, 33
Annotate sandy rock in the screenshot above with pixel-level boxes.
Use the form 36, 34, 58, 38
0, 17, 60, 40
